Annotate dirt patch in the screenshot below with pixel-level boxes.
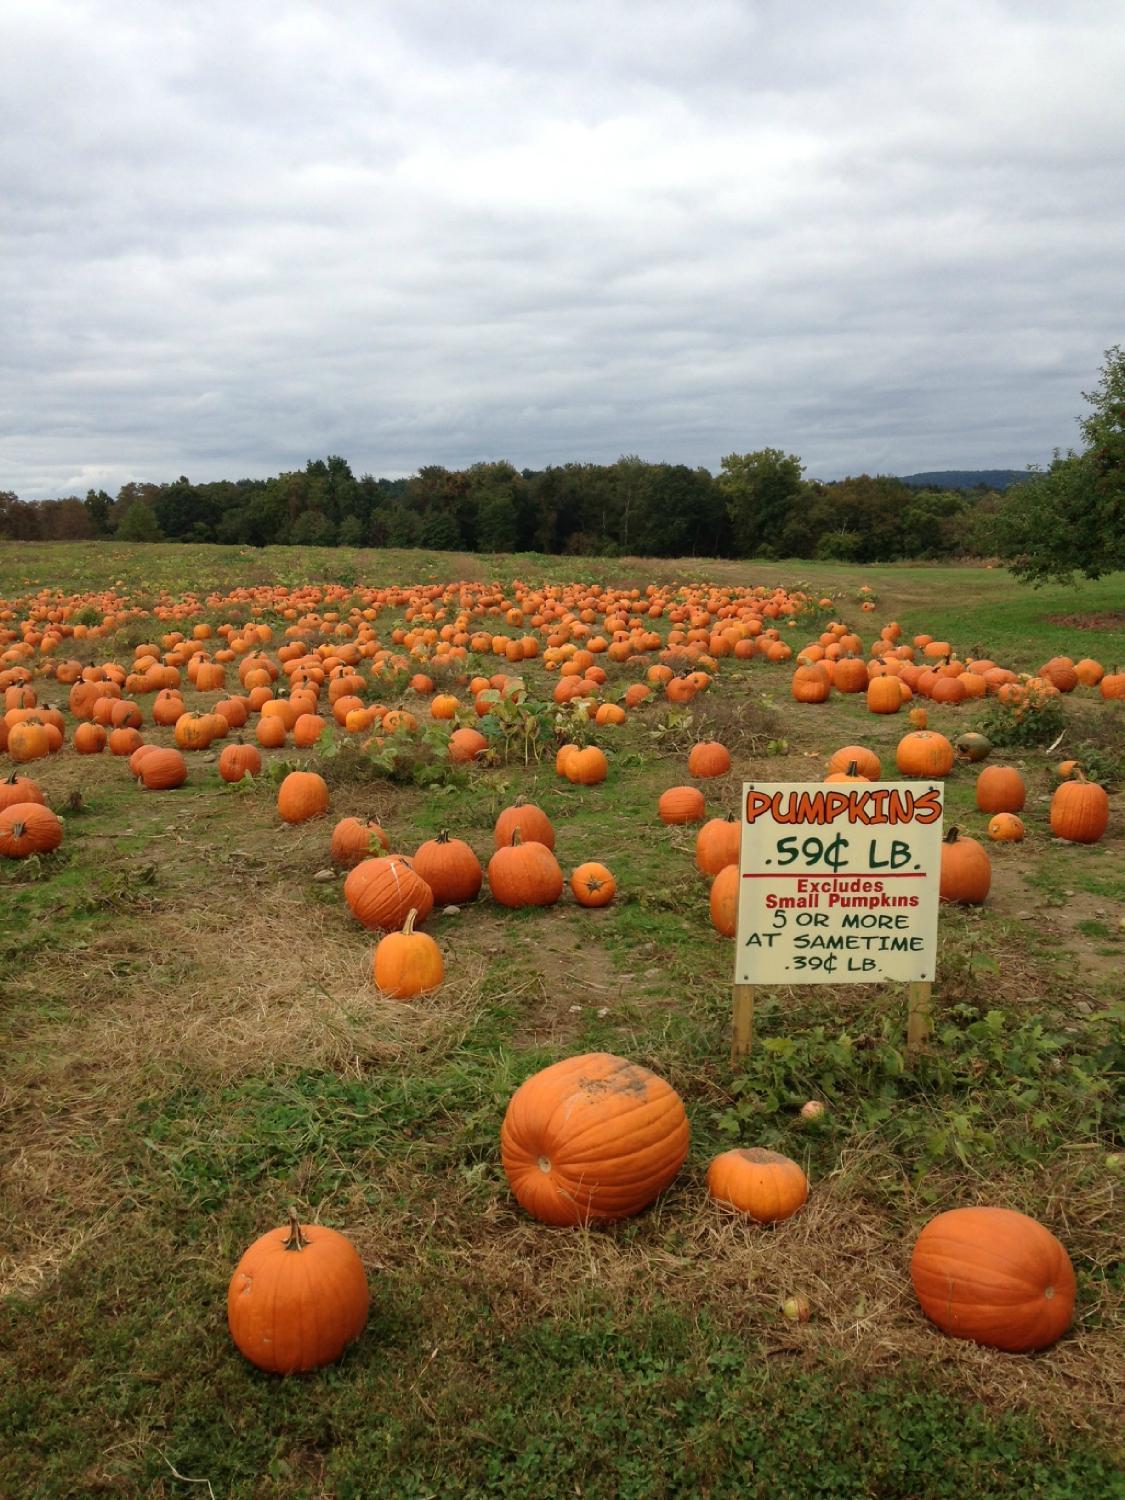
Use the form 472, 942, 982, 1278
1045, 611, 1125, 631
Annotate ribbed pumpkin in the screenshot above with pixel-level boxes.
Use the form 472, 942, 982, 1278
566, 745, 608, 784
138, 748, 188, 790
709, 864, 738, 937
827, 745, 881, 780
658, 785, 706, 824
227, 1211, 369, 1374
695, 814, 740, 875
570, 861, 616, 907
488, 833, 564, 909
0, 773, 44, 813
277, 771, 329, 824
706, 1148, 808, 1223
331, 816, 391, 868
1049, 776, 1109, 844
494, 799, 555, 850
910, 1206, 1075, 1352
373, 909, 444, 998
448, 727, 488, 763
975, 766, 1025, 813
688, 741, 731, 778
0, 802, 63, 858
501, 1053, 690, 1226
866, 676, 903, 714
413, 830, 483, 904
939, 828, 991, 904
791, 663, 830, 703
896, 730, 954, 778
73, 722, 106, 754
345, 854, 434, 930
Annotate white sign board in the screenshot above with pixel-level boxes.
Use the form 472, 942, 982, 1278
736, 782, 944, 985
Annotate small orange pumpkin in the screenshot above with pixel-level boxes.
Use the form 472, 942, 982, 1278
570, 861, 616, 907
277, 771, 329, 824
939, 827, 991, 904
227, 1210, 368, 1374
706, 1148, 809, 1223
373, 908, 444, 998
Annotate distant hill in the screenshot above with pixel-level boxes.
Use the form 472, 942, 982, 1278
897, 469, 1028, 490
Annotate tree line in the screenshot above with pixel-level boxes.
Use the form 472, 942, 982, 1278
0, 452, 1003, 563
3, 346, 1119, 581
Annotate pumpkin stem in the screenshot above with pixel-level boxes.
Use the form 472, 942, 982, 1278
402, 908, 418, 936
846, 760, 859, 776
944, 826, 960, 844
436, 830, 450, 844
283, 1210, 306, 1251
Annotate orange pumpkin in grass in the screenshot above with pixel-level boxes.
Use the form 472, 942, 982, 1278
1050, 776, 1109, 844
939, 828, 991, 904
218, 741, 262, 783
570, 862, 616, 907
975, 766, 1026, 814
488, 833, 564, 909
0, 802, 63, 858
73, 722, 106, 754
910, 1206, 1075, 1352
709, 864, 738, 937
566, 746, 608, 784
277, 771, 329, 824
688, 741, 731, 778
827, 745, 881, 780
345, 854, 434, 931
706, 1148, 808, 1223
412, 830, 483, 905
988, 814, 1025, 842
659, 785, 706, 825
331, 816, 391, 868
494, 800, 555, 850
138, 748, 188, 790
448, 727, 488, 763
896, 731, 954, 778
866, 676, 903, 714
695, 814, 740, 875
501, 1053, 689, 1226
0, 773, 43, 812
373, 908, 444, 998
227, 1211, 368, 1375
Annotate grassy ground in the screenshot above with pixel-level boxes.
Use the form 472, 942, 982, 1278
0, 543, 1122, 1497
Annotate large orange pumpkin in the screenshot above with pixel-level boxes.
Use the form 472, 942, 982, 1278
1049, 777, 1110, 844
939, 828, 991, 904
0, 802, 63, 858
910, 1206, 1075, 1352
695, 814, 740, 875
500, 1053, 690, 1226
277, 771, 329, 823
345, 854, 434, 930
658, 785, 706, 824
412, 831, 483, 904
494, 799, 555, 850
487, 834, 564, 908
227, 1211, 369, 1374
896, 730, 954, 778
975, 766, 1026, 813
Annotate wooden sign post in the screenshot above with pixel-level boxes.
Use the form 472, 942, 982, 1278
730, 782, 944, 1062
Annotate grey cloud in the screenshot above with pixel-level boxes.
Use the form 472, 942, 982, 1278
2, 0, 1123, 498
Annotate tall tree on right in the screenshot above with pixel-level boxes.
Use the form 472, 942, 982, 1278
994, 346, 1124, 583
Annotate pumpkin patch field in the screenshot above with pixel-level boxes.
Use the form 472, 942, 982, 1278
0, 542, 1122, 1498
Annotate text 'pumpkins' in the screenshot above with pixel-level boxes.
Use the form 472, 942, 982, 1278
501, 1052, 689, 1226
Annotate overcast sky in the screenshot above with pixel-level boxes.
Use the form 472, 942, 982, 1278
2, 0, 1123, 498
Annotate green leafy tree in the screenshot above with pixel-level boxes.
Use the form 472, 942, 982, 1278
289, 509, 337, 546
84, 488, 114, 535
117, 502, 163, 541
994, 346, 1125, 583
718, 449, 804, 557
337, 514, 365, 548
